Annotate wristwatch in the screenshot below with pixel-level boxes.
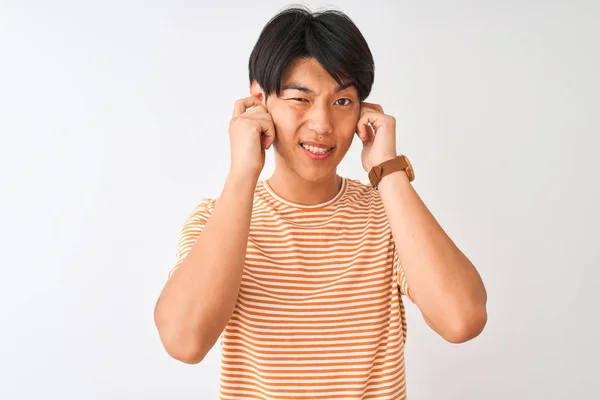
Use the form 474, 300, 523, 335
368, 154, 415, 189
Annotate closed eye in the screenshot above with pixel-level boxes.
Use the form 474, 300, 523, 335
287, 98, 353, 106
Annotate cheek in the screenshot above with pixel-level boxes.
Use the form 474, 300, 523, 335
338, 117, 360, 140
334, 119, 359, 154
338, 134, 355, 154
334, 108, 360, 129
272, 110, 302, 144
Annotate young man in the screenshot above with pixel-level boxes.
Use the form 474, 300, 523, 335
154, 6, 487, 399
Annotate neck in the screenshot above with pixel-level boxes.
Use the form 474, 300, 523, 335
267, 169, 343, 206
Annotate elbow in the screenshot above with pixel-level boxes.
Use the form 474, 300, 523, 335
168, 346, 206, 365
163, 335, 206, 364
443, 305, 488, 344
154, 309, 207, 364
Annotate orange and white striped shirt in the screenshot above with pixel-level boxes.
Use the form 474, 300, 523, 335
169, 177, 412, 399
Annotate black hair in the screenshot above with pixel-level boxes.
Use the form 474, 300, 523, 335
248, 5, 375, 101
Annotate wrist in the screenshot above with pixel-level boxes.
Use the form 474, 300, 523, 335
368, 154, 397, 172
227, 169, 260, 187
377, 169, 410, 192
368, 154, 415, 189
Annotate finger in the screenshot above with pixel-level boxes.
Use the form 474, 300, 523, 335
357, 125, 374, 149
360, 109, 388, 131
355, 122, 364, 142
361, 102, 384, 114
356, 112, 366, 140
232, 96, 262, 118
365, 124, 375, 145
357, 124, 375, 143
244, 104, 268, 115
252, 118, 276, 149
243, 109, 274, 129
356, 116, 368, 141
366, 124, 375, 138
357, 111, 378, 141
262, 124, 276, 149
261, 133, 275, 150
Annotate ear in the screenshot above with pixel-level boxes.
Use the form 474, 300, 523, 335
249, 80, 266, 105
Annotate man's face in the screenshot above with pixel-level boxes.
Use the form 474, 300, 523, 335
253, 57, 361, 183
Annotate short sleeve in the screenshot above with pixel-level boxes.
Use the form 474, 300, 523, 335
168, 198, 217, 279
392, 243, 413, 303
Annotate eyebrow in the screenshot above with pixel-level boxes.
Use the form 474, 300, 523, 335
280, 81, 355, 95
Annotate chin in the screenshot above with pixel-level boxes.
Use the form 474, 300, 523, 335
293, 165, 338, 184
274, 142, 346, 183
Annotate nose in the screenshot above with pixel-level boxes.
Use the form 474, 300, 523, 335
306, 104, 333, 136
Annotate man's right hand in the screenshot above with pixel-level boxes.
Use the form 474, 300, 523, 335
229, 96, 276, 178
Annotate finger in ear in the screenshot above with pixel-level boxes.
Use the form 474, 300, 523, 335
356, 125, 366, 142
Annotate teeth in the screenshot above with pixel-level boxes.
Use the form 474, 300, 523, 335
302, 144, 332, 155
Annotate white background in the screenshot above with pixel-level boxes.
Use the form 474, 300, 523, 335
1, 0, 599, 399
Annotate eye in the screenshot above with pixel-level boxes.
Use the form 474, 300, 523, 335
289, 98, 309, 103
335, 98, 352, 106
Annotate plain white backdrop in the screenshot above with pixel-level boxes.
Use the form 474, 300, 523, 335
1, 0, 599, 399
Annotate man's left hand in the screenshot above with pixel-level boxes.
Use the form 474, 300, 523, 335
356, 102, 398, 172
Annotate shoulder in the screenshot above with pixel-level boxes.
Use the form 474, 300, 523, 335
188, 181, 265, 218
192, 196, 218, 212
344, 177, 382, 205
184, 197, 218, 223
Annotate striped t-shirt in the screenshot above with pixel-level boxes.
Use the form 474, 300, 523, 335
169, 177, 412, 399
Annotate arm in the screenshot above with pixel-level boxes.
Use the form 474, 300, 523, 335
154, 95, 274, 364
378, 171, 488, 343
154, 171, 257, 364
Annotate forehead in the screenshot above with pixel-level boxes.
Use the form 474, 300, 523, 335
281, 57, 356, 94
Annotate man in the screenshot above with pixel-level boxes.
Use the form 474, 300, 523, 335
154, 6, 487, 399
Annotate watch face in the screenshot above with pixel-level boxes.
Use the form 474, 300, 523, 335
400, 155, 415, 181
400, 155, 410, 167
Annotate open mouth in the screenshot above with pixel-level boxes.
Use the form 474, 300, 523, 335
300, 143, 335, 155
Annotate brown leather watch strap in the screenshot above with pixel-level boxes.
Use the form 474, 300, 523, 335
368, 155, 414, 189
